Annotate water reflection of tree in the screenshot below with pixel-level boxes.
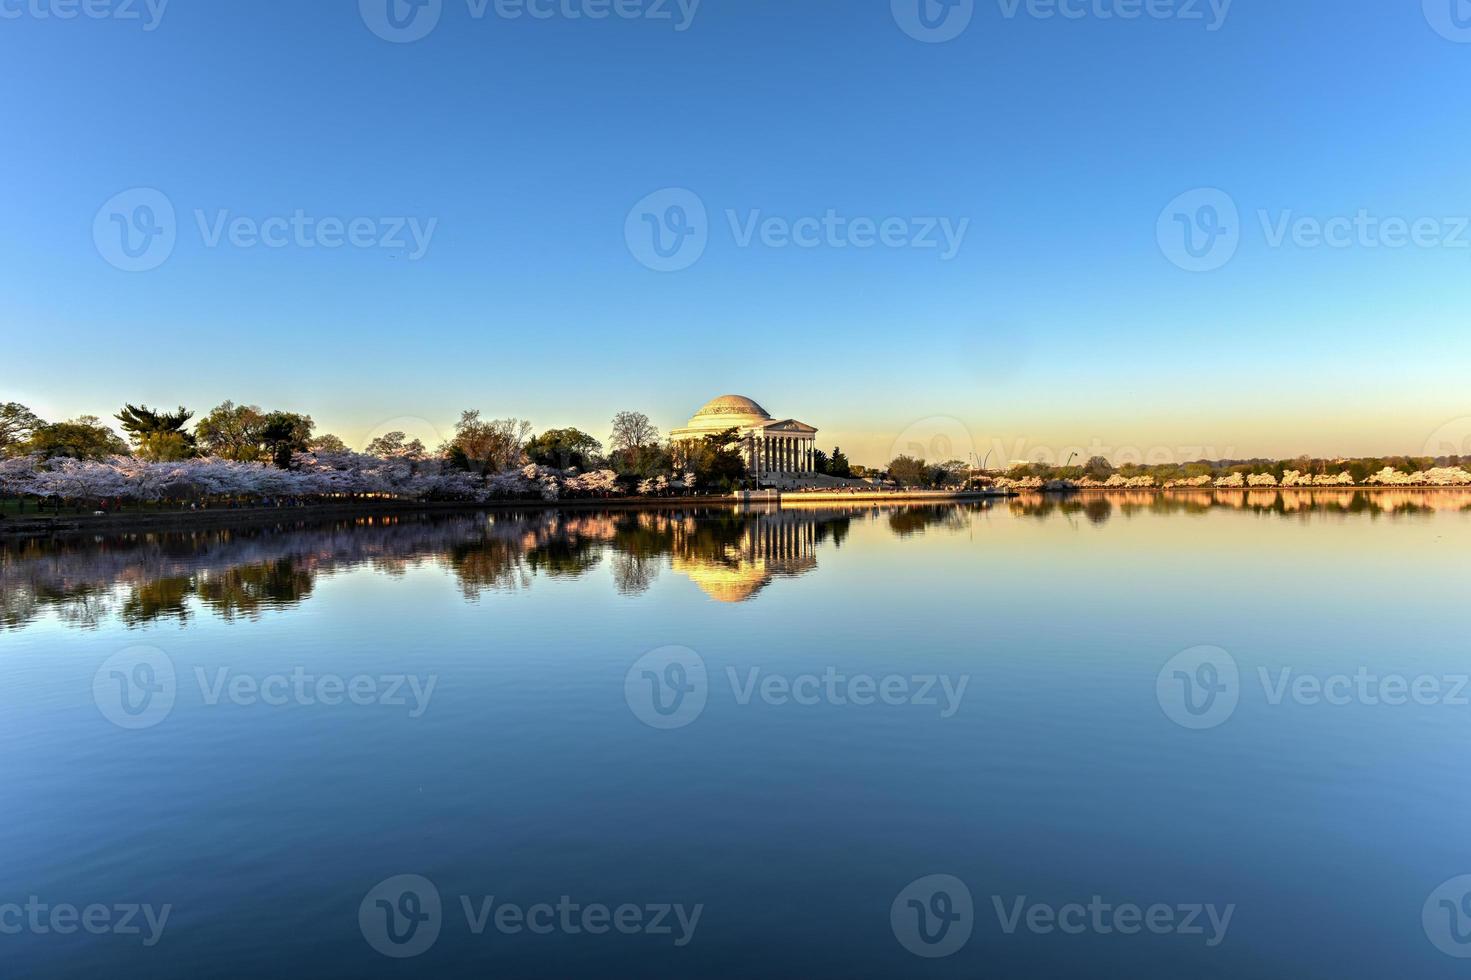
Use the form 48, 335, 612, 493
196, 560, 317, 621
7, 492, 1464, 629
119, 576, 194, 627
447, 539, 530, 596
1006, 488, 1470, 523
886, 506, 970, 537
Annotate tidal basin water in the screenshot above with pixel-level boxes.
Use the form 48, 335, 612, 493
4, 491, 1471, 978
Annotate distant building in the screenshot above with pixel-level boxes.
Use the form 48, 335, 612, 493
670, 395, 820, 481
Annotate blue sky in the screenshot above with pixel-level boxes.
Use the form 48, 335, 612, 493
3, 0, 1470, 465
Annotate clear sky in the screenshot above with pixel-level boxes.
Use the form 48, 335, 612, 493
3, 0, 1470, 466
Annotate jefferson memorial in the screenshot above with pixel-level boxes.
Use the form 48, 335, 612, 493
671, 395, 820, 481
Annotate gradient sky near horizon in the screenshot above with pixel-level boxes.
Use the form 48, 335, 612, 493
3, 0, 1470, 466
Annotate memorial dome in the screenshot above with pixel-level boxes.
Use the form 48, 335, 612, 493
684, 395, 773, 431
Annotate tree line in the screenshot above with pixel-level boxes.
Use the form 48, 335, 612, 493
0, 400, 854, 509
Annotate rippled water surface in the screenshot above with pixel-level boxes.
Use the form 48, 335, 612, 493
4, 491, 1470, 978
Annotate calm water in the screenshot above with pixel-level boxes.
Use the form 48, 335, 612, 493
4, 491, 1471, 978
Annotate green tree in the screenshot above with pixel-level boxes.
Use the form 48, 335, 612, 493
608, 411, 663, 477
136, 431, 196, 462
1084, 455, 1115, 481
887, 455, 930, 487
450, 411, 531, 475
116, 404, 197, 461
812, 448, 830, 475
828, 446, 851, 478
25, 416, 129, 460
609, 411, 659, 454
525, 428, 603, 470
934, 459, 969, 486
364, 431, 426, 459
259, 412, 315, 469
684, 427, 748, 491
311, 434, 350, 454
195, 402, 268, 461
0, 402, 44, 457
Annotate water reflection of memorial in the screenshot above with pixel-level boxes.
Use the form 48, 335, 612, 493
672, 511, 829, 603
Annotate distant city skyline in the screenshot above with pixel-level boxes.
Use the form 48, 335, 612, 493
4, 2, 1470, 464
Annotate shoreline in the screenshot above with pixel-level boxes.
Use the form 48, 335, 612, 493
0, 491, 1011, 540
2, 485, 1465, 540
